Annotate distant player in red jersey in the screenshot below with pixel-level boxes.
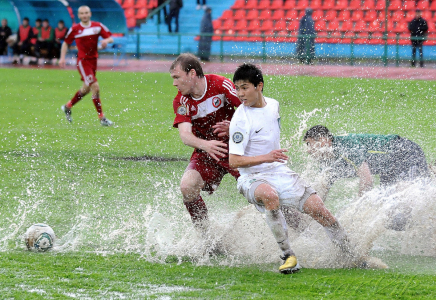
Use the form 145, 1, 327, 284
170, 53, 241, 242
59, 5, 114, 126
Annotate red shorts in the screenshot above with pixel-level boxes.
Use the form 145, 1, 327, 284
186, 151, 240, 193
77, 58, 97, 86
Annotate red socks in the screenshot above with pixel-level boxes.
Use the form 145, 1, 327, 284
66, 90, 104, 119
92, 96, 103, 119
184, 196, 208, 226
66, 90, 83, 108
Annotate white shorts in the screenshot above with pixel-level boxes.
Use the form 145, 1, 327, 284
237, 165, 315, 213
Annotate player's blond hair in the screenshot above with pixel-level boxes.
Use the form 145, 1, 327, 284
170, 53, 204, 78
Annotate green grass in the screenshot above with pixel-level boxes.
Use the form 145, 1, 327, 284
1, 67, 436, 299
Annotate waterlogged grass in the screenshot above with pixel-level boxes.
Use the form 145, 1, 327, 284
1, 68, 436, 298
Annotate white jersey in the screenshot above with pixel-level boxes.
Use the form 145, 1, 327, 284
229, 97, 287, 176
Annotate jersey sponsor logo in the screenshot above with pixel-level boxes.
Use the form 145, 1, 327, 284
74, 26, 101, 38
232, 132, 243, 144
212, 97, 222, 108
177, 105, 187, 115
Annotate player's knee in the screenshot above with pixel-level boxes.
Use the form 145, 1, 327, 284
180, 182, 199, 201
255, 185, 280, 210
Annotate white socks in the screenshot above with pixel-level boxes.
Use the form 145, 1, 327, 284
265, 208, 294, 257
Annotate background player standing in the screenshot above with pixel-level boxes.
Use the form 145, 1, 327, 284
59, 5, 114, 126
170, 53, 241, 245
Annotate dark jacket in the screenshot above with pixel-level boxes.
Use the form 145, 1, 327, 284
169, 0, 183, 11
0, 25, 12, 47
200, 10, 213, 34
298, 8, 316, 36
408, 17, 428, 37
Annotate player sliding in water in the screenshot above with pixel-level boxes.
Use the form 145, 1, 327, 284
170, 53, 241, 252
228, 64, 373, 273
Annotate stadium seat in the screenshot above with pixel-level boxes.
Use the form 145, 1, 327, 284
335, 0, 348, 10
272, 10, 285, 20
135, 7, 148, 19
246, 10, 259, 20
417, 0, 430, 10
431, 1, 436, 11
221, 19, 235, 30
122, 0, 134, 8
274, 19, 287, 30
421, 10, 432, 21
367, 19, 381, 32
212, 29, 221, 41
271, 0, 284, 9
351, 10, 364, 21
340, 20, 353, 32
234, 19, 248, 30
428, 20, 436, 32
354, 32, 369, 44
388, 0, 401, 11
315, 31, 328, 42
328, 31, 342, 43
247, 30, 263, 41
134, 0, 147, 8
338, 10, 350, 21
377, 10, 386, 20
259, 9, 273, 20
341, 31, 356, 43
369, 32, 383, 44
285, 10, 299, 20
392, 10, 404, 22
264, 30, 277, 42
353, 20, 366, 32
246, 0, 259, 9
426, 33, 436, 45
403, 0, 416, 10
124, 8, 135, 18
223, 29, 235, 41
315, 20, 327, 31
262, 19, 274, 30
298, 10, 306, 19
322, 0, 335, 10
126, 17, 136, 27
258, 1, 271, 10
287, 20, 299, 31
327, 19, 339, 31
212, 19, 221, 29
146, 0, 157, 9
231, 0, 246, 9
247, 20, 261, 30
362, 0, 375, 10
393, 21, 407, 33
349, 0, 361, 10
115, 0, 122, 4
375, 0, 386, 10
398, 33, 410, 45
221, 10, 233, 20
233, 9, 247, 20
386, 20, 394, 31
404, 11, 415, 22
310, 0, 322, 9
283, 0, 296, 9
295, 0, 309, 10
235, 29, 249, 41
312, 10, 324, 21
363, 10, 377, 22
325, 10, 337, 21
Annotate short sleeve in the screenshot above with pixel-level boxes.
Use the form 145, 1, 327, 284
64, 27, 74, 45
173, 95, 191, 128
229, 108, 250, 156
99, 23, 112, 39
222, 78, 241, 108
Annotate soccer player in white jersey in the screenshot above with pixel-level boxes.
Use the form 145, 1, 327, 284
58, 5, 114, 126
229, 64, 363, 274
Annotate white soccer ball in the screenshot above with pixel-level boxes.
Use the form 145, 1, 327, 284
24, 223, 56, 252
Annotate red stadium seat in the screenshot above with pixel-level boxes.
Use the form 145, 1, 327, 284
340, 20, 353, 32
221, 19, 235, 30
135, 7, 148, 19
283, 0, 296, 9
213, 29, 222, 41
398, 33, 410, 45
349, 0, 361, 10
421, 10, 432, 21
388, 0, 401, 10
428, 20, 436, 32
287, 20, 299, 31
247, 30, 263, 41
246, 10, 259, 20
122, 0, 134, 8
285, 10, 299, 20
352, 10, 364, 21
233, 9, 247, 20
426, 33, 436, 45
325, 10, 337, 21
337, 10, 350, 21
364, 10, 377, 22
417, 0, 430, 10
377, 10, 386, 20
391, 10, 404, 22
124, 8, 135, 18
404, 11, 415, 22
146, 0, 157, 9
247, 20, 261, 30
271, 0, 284, 9
212, 19, 221, 29
393, 21, 407, 33
134, 0, 147, 8
322, 0, 335, 10
431, 1, 436, 11
223, 29, 235, 41
312, 10, 324, 21
235, 30, 249, 41
298, 10, 306, 19
315, 20, 327, 31
335, 0, 348, 9
246, 0, 259, 9
264, 30, 277, 42
262, 19, 274, 30
354, 32, 369, 44
328, 31, 342, 43
272, 10, 285, 20
341, 31, 356, 43
234, 19, 248, 30
315, 31, 328, 42
375, 0, 386, 10
367, 19, 381, 32
327, 19, 339, 30
231, 0, 246, 9
115, 0, 122, 4
310, 0, 322, 9
403, 0, 416, 10
369, 32, 383, 44
221, 10, 233, 20
274, 19, 287, 30
386, 20, 394, 31
386, 32, 397, 44
295, 0, 309, 10
126, 17, 136, 27
259, 9, 273, 20
353, 20, 366, 32
362, 0, 375, 10
258, 1, 271, 10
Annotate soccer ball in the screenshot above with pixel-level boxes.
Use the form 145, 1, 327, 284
24, 224, 55, 252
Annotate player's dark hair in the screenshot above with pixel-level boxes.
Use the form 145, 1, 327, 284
233, 63, 264, 91
23, 17, 29, 22
303, 125, 334, 141
170, 53, 204, 78
58, 20, 65, 25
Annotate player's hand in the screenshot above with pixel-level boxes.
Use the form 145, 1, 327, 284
202, 140, 228, 161
264, 149, 289, 163
58, 58, 66, 68
212, 120, 230, 137
100, 39, 109, 49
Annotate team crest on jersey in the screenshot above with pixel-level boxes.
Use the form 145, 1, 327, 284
177, 105, 187, 115
232, 132, 243, 144
212, 97, 222, 108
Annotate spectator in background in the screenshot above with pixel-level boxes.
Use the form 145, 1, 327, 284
0, 18, 12, 55
31, 19, 42, 47
54, 20, 67, 61
408, 10, 428, 68
12, 17, 34, 64
198, 6, 213, 61
196, 0, 206, 10
168, 0, 183, 33
34, 19, 55, 65
157, 0, 168, 24
296, 8, 316, 65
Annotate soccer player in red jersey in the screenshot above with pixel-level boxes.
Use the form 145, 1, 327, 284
59, 6, 114, 126
170, 53, 241, 243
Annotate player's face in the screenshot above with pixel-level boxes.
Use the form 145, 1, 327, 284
305, 137, 333, 160
234, 80, 264, 108
78, 7, 92, 23
170, 65, 196, 96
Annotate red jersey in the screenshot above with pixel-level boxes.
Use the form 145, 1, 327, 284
173, 74, 241, 154
64, 21, 111, 60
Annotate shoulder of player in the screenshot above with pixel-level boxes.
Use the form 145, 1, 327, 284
206, 74, 234, 88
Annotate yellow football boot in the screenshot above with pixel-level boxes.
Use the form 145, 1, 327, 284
279, 255, 301, 274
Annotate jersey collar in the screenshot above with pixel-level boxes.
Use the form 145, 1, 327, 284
191, 77, 207, 101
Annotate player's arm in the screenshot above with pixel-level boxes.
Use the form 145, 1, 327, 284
100, 36, 113, 49
229, 149, 288, 169
58, 41, 69, 67
213, 78, 242, 137
178, 122, 228, 162
357, 161, 373, 196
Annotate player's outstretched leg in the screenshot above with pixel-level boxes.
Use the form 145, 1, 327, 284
90, 82, 113, 126
61, 105, 72, 123
255, 183, 301, 274
61, 85, 90, 123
